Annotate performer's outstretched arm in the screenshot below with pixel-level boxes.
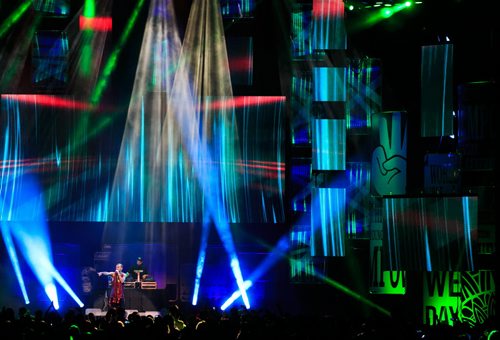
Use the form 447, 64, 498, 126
98, 271, 112, 276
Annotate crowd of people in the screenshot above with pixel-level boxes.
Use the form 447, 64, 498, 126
0, 302, 497, 340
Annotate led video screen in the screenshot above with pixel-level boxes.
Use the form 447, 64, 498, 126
32, 31, 69, 90
312, 0, 346, 51
347, 58, 382, 131
291, 72, 312, 145
0, 95, 285, 223
382, 196, 478, 271
371, 111, 407, 196
220, 0, 254, 18
346, 162, 370, 237
226, 37, 253, 86
311, 187, 346, 257
312, 119, 346, 171
291, 158, 312, 212
33, 0, 70, 16
291, 4, 313, 58
421, 44, 454, 137
313, 67, 346, 102
290, 225, 324, 283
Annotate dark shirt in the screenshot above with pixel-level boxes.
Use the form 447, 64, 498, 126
127, 264, 148, 281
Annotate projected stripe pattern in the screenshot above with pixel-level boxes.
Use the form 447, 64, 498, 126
312, 0, 346, 50
421, 44, 454, 137
347, 58, 382, 130
291, 73, 312, 144
290, 225, 323, 283
312, 119, 346, 170
33, 0, 70, 16
0, 95, 284, 223
311, 188, 346, 257
291, 4, 313, 58
346, 162, 371, 237
383, 196, 477, 271
313, 67, 346, 102
0, 95, 115, 221
220, 0, 254, 17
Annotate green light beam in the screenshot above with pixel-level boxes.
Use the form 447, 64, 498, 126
84, 0, 96, 18
90, 0, 146, 104
313, 270, 391, 316
0, 0, 32, 39
1, 15, 42, 89
235, 229, 391, 317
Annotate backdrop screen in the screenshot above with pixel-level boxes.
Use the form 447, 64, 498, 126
382, 196, 478, 271
0, 95, 285, 223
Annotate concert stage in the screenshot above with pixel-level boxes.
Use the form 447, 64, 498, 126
90, 288, 175, 312
84, 308, 161, 318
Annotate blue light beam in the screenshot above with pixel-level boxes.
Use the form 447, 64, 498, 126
0, 222, 30, 304
220, 236, 290, 310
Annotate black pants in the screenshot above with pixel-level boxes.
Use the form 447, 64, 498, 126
109, 298, 124, 310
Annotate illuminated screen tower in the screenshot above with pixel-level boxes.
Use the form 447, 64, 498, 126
288, 0, 349, 283
309, 0, 347, 258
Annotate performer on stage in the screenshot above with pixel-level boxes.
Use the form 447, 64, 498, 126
98, 263, 129, 309
127, 257, 149, 282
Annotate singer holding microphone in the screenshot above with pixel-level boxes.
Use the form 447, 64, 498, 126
98, 263, 129, 309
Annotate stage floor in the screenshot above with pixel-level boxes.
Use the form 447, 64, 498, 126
84, 308, 161, 318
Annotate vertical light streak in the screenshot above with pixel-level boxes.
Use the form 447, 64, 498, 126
140, 96, 145, 221
421, 44, 453, 137
311, 188, 346, 256
313, 67, 346, 102
462, 196, 474, 271
313, 119, 346, 170
385, 199, 393, 270
312, 0, 346, 50
441, 45, 450, 135
392, 199, 399, 270
424, 223, 432, 271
